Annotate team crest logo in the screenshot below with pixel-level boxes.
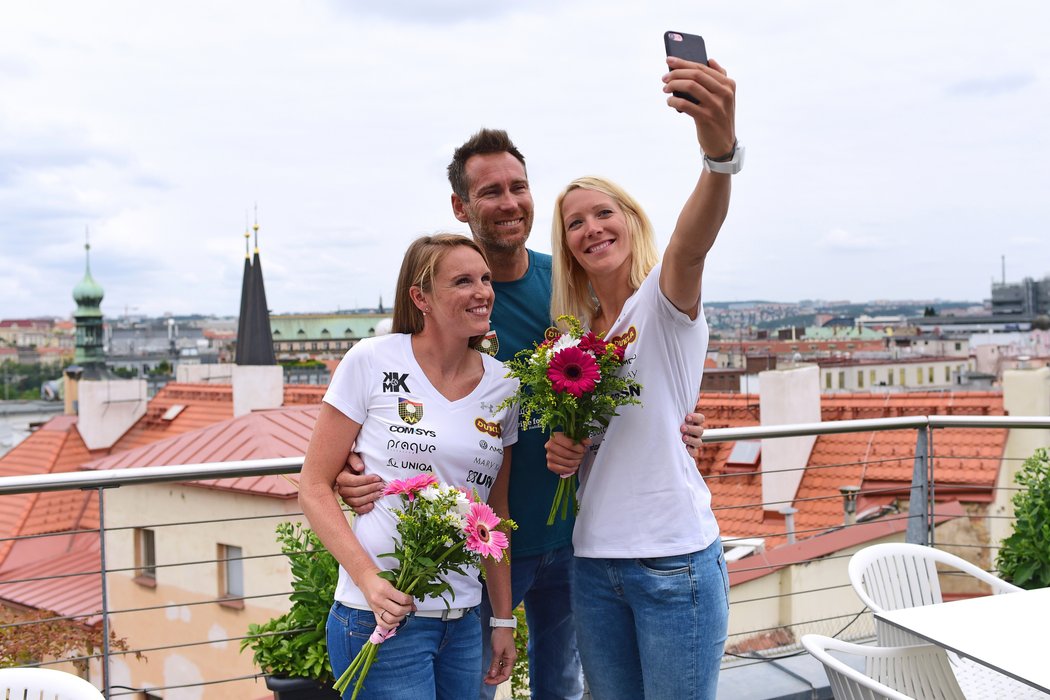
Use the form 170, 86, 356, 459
477, 330, 499, 356
543, 326, 560, 342
398, 398, 424, 424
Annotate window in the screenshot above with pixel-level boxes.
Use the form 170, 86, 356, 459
888, 370, 894, 386
955, 342, 962, 351
135, 528, 156, 585
899, 368, 906, 385
838, 371, 845, 389
857, 371, 864, 388
917, 367, 924, 384
870, 369, 876, 385
945, 366, 951, 382
218, 544, 244, 606
825, 372, 832, 389
928, 367, 935, 383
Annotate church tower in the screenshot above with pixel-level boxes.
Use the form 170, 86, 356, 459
231, 215, 282, 417
72, 233, 108, 377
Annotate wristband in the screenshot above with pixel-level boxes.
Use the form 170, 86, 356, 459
489, 616, 517, 629
703, 140, 744, 175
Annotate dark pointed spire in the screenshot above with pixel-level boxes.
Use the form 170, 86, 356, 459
235, 218, 252, 360
235, 212, 276, 365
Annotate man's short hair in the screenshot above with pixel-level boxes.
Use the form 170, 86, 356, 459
447, 128, 527, 202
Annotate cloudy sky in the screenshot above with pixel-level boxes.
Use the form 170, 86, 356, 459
2, 1, 1047, 319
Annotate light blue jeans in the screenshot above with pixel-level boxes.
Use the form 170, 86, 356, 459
327, 601, 482, 699
572, 538, 729, 700
480, 544, 584, 700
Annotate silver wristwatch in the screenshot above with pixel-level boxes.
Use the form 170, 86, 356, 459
703, 141, 745, 175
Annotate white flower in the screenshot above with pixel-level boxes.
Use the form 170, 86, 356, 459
551, 333, 580, 354
453, 491, 472, 518
419, 484, 443, 502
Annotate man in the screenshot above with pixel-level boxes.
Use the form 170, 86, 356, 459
337, 129, 706, 699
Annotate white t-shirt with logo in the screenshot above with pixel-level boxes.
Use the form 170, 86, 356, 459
322, 333, 519, 611
572, 263, 719, 559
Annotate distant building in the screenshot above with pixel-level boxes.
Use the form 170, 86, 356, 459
269, 313, 391, 360
816, 356, 972, 392
0, 319, 75, 364
991, 276, 1050, 317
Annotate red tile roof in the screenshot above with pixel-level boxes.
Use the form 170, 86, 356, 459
0, 533, 102, 625
82, 405, 320, 498
0, 417, 99, 563
698, 391, 1006, 550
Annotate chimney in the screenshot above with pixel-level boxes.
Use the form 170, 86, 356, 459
63, 365, 83, 416
76, 377, 148, 450
779, 506, 798, 544
758, 364, 821, 513
232, 365, 284, 417
839, 485, 861, 526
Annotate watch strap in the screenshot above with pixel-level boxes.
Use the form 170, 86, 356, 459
489, 616, 517, 629
704, 141, 745, 175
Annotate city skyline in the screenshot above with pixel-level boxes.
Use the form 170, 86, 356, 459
2, 1, 1048, 319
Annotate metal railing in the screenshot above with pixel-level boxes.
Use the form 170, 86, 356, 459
1, 415, 1047, 698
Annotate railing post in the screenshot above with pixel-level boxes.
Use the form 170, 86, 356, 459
97, 485, 111, 697
906, 427, 931, 545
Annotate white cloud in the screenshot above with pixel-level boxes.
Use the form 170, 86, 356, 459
820, 228, 887, 252
1, 0, 1049, 317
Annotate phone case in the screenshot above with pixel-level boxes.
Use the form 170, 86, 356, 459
664, 31, 708, 105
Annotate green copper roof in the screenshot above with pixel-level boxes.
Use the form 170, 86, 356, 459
73, 242, 104, 314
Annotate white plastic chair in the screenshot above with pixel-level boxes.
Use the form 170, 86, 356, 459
0, 667, 104, 699
848, 542, 1040, 699
802, 634, 965, 700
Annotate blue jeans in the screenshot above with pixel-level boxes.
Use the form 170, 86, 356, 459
327, 601, 482, 700
572, 538, 729, 700
480, 545, 584, 700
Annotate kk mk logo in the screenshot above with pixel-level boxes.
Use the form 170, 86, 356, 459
382, 372, 410, 393
398, 398, 424, 424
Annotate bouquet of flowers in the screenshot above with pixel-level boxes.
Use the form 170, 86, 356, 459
500, 315, 641, 524
334, 473, 515, 699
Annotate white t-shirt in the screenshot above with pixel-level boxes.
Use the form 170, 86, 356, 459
572, 263, 719, 558
322, 333, 519, 610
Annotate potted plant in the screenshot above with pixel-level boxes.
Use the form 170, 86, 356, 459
241, 522, 340, 699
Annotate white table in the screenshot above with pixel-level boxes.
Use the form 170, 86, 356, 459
875, 586, 1050, 694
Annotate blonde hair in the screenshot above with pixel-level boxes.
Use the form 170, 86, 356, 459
392, 234, 489, 347
550, 176, 659, 324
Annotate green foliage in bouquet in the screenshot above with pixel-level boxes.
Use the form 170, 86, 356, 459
500, 315, 641, 440
499, 315, 641, 523
241, 522, 339, 684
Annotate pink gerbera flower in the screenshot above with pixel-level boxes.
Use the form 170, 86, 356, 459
547, 346, 600, 398
384, 473, 438, 501
464, 502, 509, 561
